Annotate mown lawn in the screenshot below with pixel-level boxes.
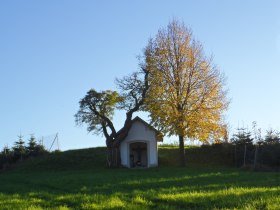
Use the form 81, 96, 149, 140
0, 147, 279, 209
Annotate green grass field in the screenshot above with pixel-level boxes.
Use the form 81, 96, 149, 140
0, 147, 279, 209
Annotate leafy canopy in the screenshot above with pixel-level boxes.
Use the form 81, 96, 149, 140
144, 19, 229, 143
75, 89, 123, 135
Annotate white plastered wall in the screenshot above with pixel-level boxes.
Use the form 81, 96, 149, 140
120, 120, 158, 168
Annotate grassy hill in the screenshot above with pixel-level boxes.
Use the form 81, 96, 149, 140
13, 144, 234, 172
0, 146, 279, 209
14, 147, 108, 171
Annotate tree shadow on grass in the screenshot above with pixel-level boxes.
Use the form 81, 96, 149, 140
0, 167, 279, 209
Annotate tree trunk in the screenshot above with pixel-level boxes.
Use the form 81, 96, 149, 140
105, 118, 133, 168
253, 144, 258, 169
179, 135, 185, 166
107, 146, 121, 168
243, 144, 247, 167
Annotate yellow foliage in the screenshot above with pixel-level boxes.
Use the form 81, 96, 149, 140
144, 19, 229, 143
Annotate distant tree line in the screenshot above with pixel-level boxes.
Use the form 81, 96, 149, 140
229, 125, 280, 170
0, 135, 48, 170
187, 125, 280, 170
156, 123, 277, 170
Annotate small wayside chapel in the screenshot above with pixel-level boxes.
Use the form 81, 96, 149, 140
120, 117, 163, 168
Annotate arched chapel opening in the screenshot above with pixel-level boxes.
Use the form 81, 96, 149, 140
129, 142, 147, 168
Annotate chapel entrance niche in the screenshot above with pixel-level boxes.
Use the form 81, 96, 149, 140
129, 142, 148, 168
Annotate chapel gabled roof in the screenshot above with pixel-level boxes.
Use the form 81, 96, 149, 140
132, 116, 163, 142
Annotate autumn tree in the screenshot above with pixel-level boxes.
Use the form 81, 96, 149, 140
75, 69, 149, 167
144, 20, 229, 166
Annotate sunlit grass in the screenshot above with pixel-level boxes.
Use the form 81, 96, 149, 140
0, 147, 279, 209
0, 167, 279, 209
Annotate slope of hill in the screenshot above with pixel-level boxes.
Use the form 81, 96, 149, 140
11, 145, 235, 172
0, 146, 279, 209
13, 147, 108, 171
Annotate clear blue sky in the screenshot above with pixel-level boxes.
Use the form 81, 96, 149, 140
1, 1, 280, 150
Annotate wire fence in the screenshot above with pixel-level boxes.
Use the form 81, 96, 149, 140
233, 143, 280, 169
38, 133, 59, 152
